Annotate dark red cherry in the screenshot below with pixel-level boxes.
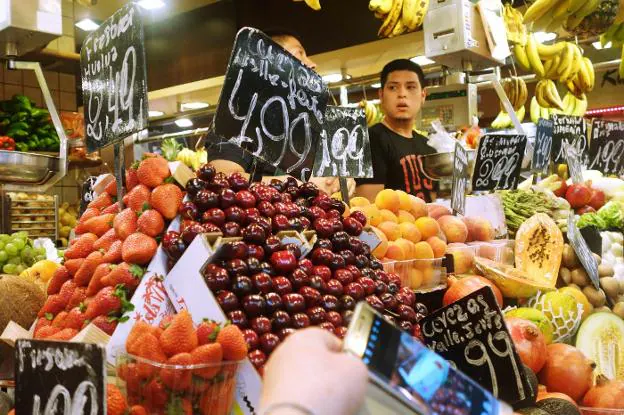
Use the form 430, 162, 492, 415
298, 286, 321, 307
186, 178, 207, 198
325, 279, 344, 297
313, 218, 334, 238
219, 189, 237, 209
228, 310, 248, 328
270, 251, 297, 273
242, 223, 266, 245
380, 293, 399, 311
250, 316, 271, 335
225, 206, 246, 223
216, 290, 239, 312
228, 172, 249, 191
263, 236, 283, 256
231, 276, 253, 297
321, 294, 339, 312
260, 333, 280, 355
264, 292, 283, 314
257, 200, 276, 218
276, 327, 296, 341
349, 211, 367, 227
366, 294, 384, 312
202, 208, 225, 227
307, 306, 327, 325
334, 269, 354, 286
282, 293, 306, 313
223, 221, 241, 237
290, 268, 309, 289
225, 259, 248, 277
291, 313, 310, 329
247, 244, 265, 261
272, 276, 292, 295
243, 329, 259, 350
312, 265, 332, 282
235, 190, 256, 209
342, 217, 363, 236
197, 164, 216, 182
358, 277, 376, 296
252, 272, 273, 294
326, 310, 343, 327
271, 310, 291, 330
180, 202, 199, 220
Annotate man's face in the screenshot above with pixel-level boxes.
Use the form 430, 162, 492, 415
274, 35, 317, 71
379, 70, 426, 121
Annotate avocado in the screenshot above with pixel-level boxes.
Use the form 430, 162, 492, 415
536, 398, 581, 415
517, 408, 550, 415
513, 365, 539, 409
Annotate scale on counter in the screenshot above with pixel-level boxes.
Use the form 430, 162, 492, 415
417, 83, 478, 132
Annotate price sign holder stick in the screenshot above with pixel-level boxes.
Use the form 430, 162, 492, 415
113, 142, 125, 210
492, 79, 525, 136
339, 177, 350, 205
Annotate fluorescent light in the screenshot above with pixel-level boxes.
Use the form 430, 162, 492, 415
181, 102, 209, 111
137, 0, 165, 10
534, 32, 557, 43
174, 118, 193, 128
148, 110, 164, 117
75, 18, 99, 31
371, 82, 381, 89
593, 40, 612, 49
322, 73, 343, 84
410, 55, 435, 66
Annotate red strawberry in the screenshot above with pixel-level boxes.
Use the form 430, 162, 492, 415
38, 296, 65, 318
159, 310, 198, 357
87, 263, 112, 296
118, 363, 142, 396
126, 168, 139, 191
66, 287, 87, 311
160, 353, 193, 390
88, 192, 113, 210
58, 280, 77, 305
129, 405, 147, 415
102, 203, 121, 214
105, 178, 118, 196
93, 229, 119, 251
47, 266, 71, 295
190, 343, 222, 379
73, 251, 104, 287
196, 319, 220, 345
137, 209, 165, 237
35, 325, 61, 339
123, 185, 151, 213
136, 333, 167, 378
89, 315, 118, 335
64, 307, 88, 330
84, 286, 125, 320
122, 233, 158, 265
52, 311, 69, 328
33, 316, 53, 337
137, 156, 170, 188
102, 240, 123, 263
48, 328, 78, 341
75, 208, 100, 234
126, 321, 163, 355
64, 259, 84, 276
65, 233, 98, 260
82, 213, 115, 237
143, 378, 168, 408
113, 208, 138, 240
101, 262, 144, 290
150, 184, 183, 220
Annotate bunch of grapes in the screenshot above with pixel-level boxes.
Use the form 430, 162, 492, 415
0, 232, 46, 275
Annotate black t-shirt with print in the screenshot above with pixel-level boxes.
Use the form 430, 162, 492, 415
356, 123, 437, 202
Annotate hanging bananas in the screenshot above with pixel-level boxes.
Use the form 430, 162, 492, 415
522, 0, 600, 32
359, 100, 383, 127
500, 77, 528, 112
530, 92, 588, 122
371, 0, 430, 37
491, 107, 526, 130
292, 0, 322, 10
503, 3, 527, 45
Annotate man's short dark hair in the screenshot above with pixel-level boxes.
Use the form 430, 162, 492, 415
380, 59, 425, 88
263, 28, 302, 44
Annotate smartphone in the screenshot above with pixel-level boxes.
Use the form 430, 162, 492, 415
344, 302, 514, 415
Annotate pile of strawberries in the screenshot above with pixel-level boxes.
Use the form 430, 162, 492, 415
111, 310, 247, 415
32, 154, 183, 340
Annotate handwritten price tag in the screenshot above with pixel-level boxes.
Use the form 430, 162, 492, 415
551, 114, 587, 165
532, 118, 553, 173
563, 140, 584, 184
451, 142, 468, 215
81, 3, 148, 152
589, 119, 624, 176
567, 215, 600, 289
472, 134, 527, 191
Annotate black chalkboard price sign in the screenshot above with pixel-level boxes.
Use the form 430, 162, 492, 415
589, 119, 624, 176
214, 27, 329, 182
15, 339, 106, 415
551, 114, 588, 165
79, 176, 98, 216
451, 142, 468, 215
81, 3, 148, 152
532, 118, 554, 173
472, 134, 527, 191
312, 106, 373, 178
568, 215, 600, 290
420, 287, 527, 404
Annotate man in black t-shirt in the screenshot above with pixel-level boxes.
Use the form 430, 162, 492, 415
355, 59, 437, 202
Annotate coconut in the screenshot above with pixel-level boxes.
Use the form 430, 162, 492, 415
0, 274, 45, 332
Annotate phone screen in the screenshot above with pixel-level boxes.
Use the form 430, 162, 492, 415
356, 311, 503, 415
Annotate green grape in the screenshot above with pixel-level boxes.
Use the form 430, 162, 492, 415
36, 247, 46, 256
0, 251, 7, 263
11, 231, 28, 239
15, 264, 25, 274
5, 243, 17, 256
12, 238, 25, 251
0, 241, 5, 251
8, 257, 21, 265
2, 264, 16, 274
34, 255, 46, 262
0, 234, 9, 243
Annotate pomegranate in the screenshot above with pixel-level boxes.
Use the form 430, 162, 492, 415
538, 343, 595, 402
566, 183, 592, 208
505, 317, 547, 373
442, 275, 503, 308
536, 391, 578, 406
588, 189, 606, 211
582, 375, 624, 409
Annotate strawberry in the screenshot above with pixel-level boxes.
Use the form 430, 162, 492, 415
75, 208, 100, 234
114, 208, 138, 241
199, 378, 236, 415
101, 203, 121, 214
64, 307, 88, 330
126, 167, 139, 191
104, 178, 118, 197
118, 363, 142, 395
33, 316, 53, 337
126, 321, 155, 355
150, 184, 183, 220
143, 378, 168, 409
196, 319, 220, 345
123, 185, 151, 213
64, 259, 84, 276
38, 296, 65, 318
73, 251, 104, 286
137, 209, 164, 237
159, 315, 174, 330
88, 192, 113, 210
52, 311, 68, 328
84, 285, 128, 320
191, 343, 223, 379
64, 233, 98, 260
102, 240, 122, 263
89, 315, 119, 335
101, 262, 144, 290
137, 155, 170, 188
58, 280, 77, 305
35, 325, 61, 339
165, 397, 192, 415
86, 263, 112, 297
122, 233, 158, 265
129, 405, 148, 415
159, 310, 198, 357
93, 229, 119, 251
136, 333, 167, 378
66, 287, 87, 311
160, 352, 193, 391
47, 266, 71, 295
216, 324, 248, 361
47, 328, 78, 341
82, 213, 115, 237
106, 384, 128, 415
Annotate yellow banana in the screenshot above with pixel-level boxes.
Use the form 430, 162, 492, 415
583, 57, 595, 91
567, 0, 588, 15
572, 94, 588, 116
545, 80, 565, 110
527, 34, 545, 77
545, 54, 561, 79
577, 56, 591, 92
541, 106, 551, 119
537, 41, 567, 59
619, 45, 624, 80
536, 80, 551, 108
530, 96, 541, 124
516, 106, 526, 123
402, 0, 428, 30
370, 0, 393, 13
552, 0, 571, 18
557, 43, 574, 80
566, 0, 600, 30
524, 0, 559, 24
378, 0, 404, 38
304, 0, 321, 10
533, 12, 554, 32
390, 18, 407, 37
514, 44, 531, 71
518, 78, 528, 109
491, 111, 509, 129
562, 92, 574, 114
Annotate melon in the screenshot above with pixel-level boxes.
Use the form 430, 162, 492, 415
0, 274, 45, 332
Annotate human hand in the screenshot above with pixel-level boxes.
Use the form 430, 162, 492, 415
260, 328, 368, 415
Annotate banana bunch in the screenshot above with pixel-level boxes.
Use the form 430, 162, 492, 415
360, 100, 383, 127
292, 0, 322, 10
600, 22, 624, 47
530, 92, 588, 123
370, 0, 430, 38
503, 3, 527, 45
535, 79, 566, 110
500, 77, 528, 112
491, 106, 526, 129
522, 0, 600, 32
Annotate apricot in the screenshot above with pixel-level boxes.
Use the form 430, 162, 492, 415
462, 216, 495, 242
375, 189, 400, 213
379, 209, 399, 223
385, 241, 406, 260
370, 226, 388, 258
413, 241, 434, 260
421, 267, 439, 287
355, 205, 381, 227
395, 238, 416, 259
426, 236, 447, 258
406, 268, 423, 289
397, 210, 416, 223
398, 222, 422, 243
408, 195, 428, 219
427, 204, 452, 220
377, 221, 401, 241
396, 190, 412, 211
415, 217, 441, 240
350, 197, 370, 208
437, 215, 468, 243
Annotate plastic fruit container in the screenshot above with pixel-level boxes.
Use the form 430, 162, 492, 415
116, 352, 241, 415
580, 409, 624, 415
468, 239, 515, 265
382, 258, 447, 292
445, 244, 478, 274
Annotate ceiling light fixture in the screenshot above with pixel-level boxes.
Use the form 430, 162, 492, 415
75, 18, 99, 31
174, 118, 193, 128
371, 82, 381, 89
592, 40, 612, 49
534, 32, 557, 43
137, 0, 166, 10
180, 102, 209, 111
148, 110, 164, 117
322, 73, 343, 84
410, 55, 435, 66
